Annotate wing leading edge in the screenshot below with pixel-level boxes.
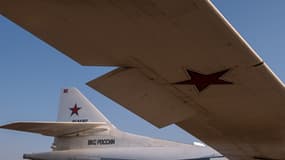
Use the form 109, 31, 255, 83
0, 0, 285, 159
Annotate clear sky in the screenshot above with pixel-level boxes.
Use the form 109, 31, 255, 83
0, 1, 285, 159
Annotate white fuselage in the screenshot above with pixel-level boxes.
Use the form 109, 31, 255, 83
2, 88, 226, 160
24, 129, 225, 160
24, 146, 225, 160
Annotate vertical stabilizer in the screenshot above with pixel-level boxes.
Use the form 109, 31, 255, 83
57, 88, 113, 127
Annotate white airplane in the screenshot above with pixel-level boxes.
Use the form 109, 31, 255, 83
1, 0, 285, 159
1, 88, 225, 160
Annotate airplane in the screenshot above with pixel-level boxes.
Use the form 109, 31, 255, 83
1, 88, 225, 160
0, 0, 285, 159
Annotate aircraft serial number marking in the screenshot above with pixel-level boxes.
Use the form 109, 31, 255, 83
72, 119, 88, 122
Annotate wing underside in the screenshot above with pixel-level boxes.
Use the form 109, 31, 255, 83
0, 0, 285, 159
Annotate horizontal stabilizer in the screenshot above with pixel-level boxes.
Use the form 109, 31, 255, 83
0, 121, 107, 137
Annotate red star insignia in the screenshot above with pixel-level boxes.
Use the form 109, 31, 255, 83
175, 69, 233, 92
70, 104, 81, 116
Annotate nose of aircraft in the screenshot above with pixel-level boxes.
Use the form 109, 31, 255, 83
23, 153, 34, 159
23, 153, 48, 160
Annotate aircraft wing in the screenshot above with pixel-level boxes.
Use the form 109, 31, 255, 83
0, 122, 107, 137
1, 0, 285, 159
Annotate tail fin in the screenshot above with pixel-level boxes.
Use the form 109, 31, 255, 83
57, 88, 114, 127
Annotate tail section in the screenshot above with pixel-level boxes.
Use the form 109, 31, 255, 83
1, 87, 196, 153
57, 88, 114, 127
1, 88, 117, 151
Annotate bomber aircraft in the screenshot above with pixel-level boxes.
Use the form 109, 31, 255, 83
1, 88, 225, 160
0, 0, 284, 160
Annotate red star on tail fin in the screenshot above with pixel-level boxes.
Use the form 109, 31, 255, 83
70, 104, 81, 116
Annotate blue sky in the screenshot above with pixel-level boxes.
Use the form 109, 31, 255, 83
0, 1, 285, 159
